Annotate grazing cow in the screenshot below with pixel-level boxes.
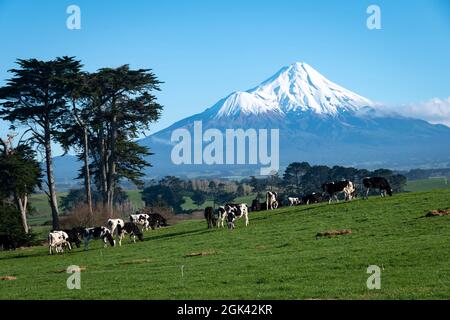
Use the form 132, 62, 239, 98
106, 219, 125, 237
217, 206, 226, 228
322, 180, 356, 204
48, 231, 71, 255
362, 177, 393, 199
266, 191, 278, 210
288, 197, 301, 206
0, 234, 16, 251
129, 213, 150, 231
204, 207, 216, 229
250, 199, 267, 212
116, 222, 144, 246
301, 192, 323, 205
218, 204, 249, 229
83, 227, 115, 251
63, 228, 83, 248
148, 213, 168, 230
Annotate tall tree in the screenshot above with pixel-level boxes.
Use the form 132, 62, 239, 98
57, 71, 95, 217
87, 66, 163, 214
283, 162, 311, 194
191, 190, 206, 208
0, 135, 42, 233
0, 57, 82, 229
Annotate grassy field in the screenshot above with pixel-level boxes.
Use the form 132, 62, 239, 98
1, 190, 450, 299
405, 178, 450, 193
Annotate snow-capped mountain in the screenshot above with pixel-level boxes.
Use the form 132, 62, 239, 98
213, 62, 373, 118
54, 62, 450, 180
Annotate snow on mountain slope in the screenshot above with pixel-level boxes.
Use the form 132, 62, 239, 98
214, 62, 373, 119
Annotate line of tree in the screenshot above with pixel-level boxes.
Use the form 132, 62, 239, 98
0, 57, 163, 230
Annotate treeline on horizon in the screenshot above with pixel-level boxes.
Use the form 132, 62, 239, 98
61, 162, 407, 219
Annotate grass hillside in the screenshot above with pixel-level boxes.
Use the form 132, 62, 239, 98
405, 178, 450, 193
1, 190, 450, 299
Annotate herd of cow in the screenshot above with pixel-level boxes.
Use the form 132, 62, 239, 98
204, 176, 393, 230
0, 177, 392, 253
47, 212, 168, 255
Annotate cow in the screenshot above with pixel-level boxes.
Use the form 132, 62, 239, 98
62, 227, 83, 248
48, 231, 71, 255
83, 227, 115, 251
204, 207, 216, 229
266, 191, 278, 210
106, 219, 125, 237
217, 206, 226, 228
130, 213, 150, 231
250, 199, 267, 212
322, 180, 356, 204
362, 177, 393, 199
116, 222, 144, 246
0, 234, 16, 251
301, 192, 323, 205
148, 213, 168, 230
288, 197, 301, 206
218, 204, 249, 229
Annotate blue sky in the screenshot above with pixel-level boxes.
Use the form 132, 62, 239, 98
1, 0, 450, 151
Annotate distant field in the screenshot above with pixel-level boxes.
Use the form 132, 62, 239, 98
2, 190, 450, 299
28, 190, 257, 225
405, 178, 450, 192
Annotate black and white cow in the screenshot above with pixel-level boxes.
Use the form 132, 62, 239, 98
116, 222, 144, 246
301, 192, 323, 205
204, 207, 216, 229
106, 219, 125, 237
266, 191, 278, 210
288, 197, 301, 206
362, 177, 393, 199
218, 204, 249, 229
148, 213, 168, 230
48, 231, 71, 255
0, 234, 16, 251
83, 227, 115, 250
250, 199, 267, 212
63, 227, 83, 248
129, 213, 150, 231
322, 180, 356, 204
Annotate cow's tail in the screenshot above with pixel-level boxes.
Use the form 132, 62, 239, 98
116, 224, 123, 237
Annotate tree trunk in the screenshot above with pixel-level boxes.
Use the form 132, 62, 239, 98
99, 129, 108, 206
15, 195, 29, 234
82, 126, 93, 219
106, 113, 117, 216
44, 132, 59, 230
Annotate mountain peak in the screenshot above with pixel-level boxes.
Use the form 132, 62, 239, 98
213, 62, 373, 119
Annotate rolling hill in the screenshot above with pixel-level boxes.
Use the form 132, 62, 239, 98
2, 190, 450, 299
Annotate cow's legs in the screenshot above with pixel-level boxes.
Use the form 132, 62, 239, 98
244, 213, 249, 227
118, 233, 123, 246
84, 238, 89, 251
365, 188, 370, 200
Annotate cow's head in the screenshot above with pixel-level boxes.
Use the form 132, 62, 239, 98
387, 189, 393, 196
104, 230, 115, 247
227, 212, 236, 229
